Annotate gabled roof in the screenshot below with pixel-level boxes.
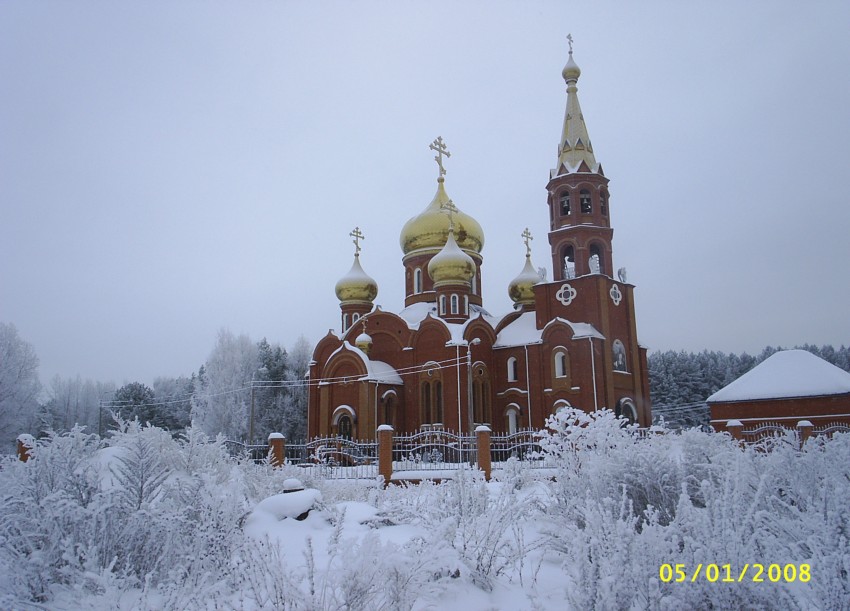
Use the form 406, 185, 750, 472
324, 342, 403, 385
707, 350, 850, 402
493, 312, 604, 348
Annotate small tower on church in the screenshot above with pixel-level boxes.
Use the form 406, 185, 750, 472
546, 36, 613, 280
428, 201, 476, 322
335, 227, 378, 332
508, 228, 541, 310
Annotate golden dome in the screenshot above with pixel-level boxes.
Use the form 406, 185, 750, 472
335, 254, 378, 303
399, 178, 484, 256
428, 228, 476, 287
508, 254, 540, 305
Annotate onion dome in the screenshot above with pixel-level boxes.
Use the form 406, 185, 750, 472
400, 177, 484, 256
355, 330, 373, 354
427, 227, 476, 287
335, 254, 378, 304
562, 52, 581, 82
508, 254, 540, 306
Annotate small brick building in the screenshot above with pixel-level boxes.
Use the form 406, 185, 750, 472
308, 49, 651, 439
708, 350, 850, 430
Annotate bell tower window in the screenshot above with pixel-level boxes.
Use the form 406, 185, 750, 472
559, 192, 571, 216
600, 192, 607, 216
562, 245, 575, 279
580, 189, 592, 214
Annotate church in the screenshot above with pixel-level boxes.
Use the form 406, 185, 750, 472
307, 47, 651, 440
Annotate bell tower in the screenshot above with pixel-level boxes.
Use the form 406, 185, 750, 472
546, 37, 613, 280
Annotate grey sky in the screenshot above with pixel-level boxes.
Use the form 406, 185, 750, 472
2, 1, 849, 387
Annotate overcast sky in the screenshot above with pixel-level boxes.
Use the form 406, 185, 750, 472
2, 1, 849, 387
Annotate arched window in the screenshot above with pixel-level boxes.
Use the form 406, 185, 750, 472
580, 189, 592, 214
439, 295, 447, 315
352, 313, 360, 323
507, 356, 518, 383
413, 268, 422, 294
552, 399, 571, 415
554, 350, 569, 378
421, 382, 431, 423
613, 340, 628, 372
464, 295, 469, 315
471, 273, 478, 295
450, 294, 459, 315
505, 405, 521, 435
559, 191, 571, 216
382, 392, 397, 428
472, 365, 491, 425
562, 245, 575, 279
615, 398, 637, 424
433, 380, 443, 424
600, 192, 608, 216
589, 244, 604, 275
342, 313, 349, 332
337, 414, 353, 439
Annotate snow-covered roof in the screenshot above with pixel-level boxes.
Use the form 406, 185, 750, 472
397, 301, 497, 330
707, 350, 850, 403
494, 313, 604, 348
323, 342, 403, 385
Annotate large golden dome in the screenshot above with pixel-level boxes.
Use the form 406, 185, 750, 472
428, 228, 476, 287
335, 254, 378, 304
399, 177, 484, 256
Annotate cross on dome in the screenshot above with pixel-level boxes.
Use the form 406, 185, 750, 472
429, 136, 451, 178
521, 227, 533, 256
441, 199, 459, 231
567, 33, 574, 55
350, 226, 365, 255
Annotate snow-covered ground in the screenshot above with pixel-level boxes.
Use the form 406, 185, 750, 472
2, 410, 848, 610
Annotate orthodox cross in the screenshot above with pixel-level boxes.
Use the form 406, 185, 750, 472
441, 199, 459, 231
567, 33, 574, 54
522, 227, 533, 256
350, 226, 365, 255
429, 136, 451, 178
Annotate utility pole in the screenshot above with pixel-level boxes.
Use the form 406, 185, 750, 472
249, 375, 255, 443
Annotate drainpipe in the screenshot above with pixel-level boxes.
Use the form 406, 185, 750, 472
588, 336, 599, 411
524, 343, 532, 427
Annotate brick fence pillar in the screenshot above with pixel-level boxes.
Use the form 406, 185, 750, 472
268, 433, 285, 468
16, 434, 34, 462
377, 425, 394, 487
726, 420, 743, 445
476, 425, 492, 481
797, 420, 813, 450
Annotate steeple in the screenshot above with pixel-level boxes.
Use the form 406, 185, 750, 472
552, 35, 600, 177
335, 227, 378, 332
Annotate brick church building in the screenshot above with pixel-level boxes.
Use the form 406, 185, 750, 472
308, 47, 651, 439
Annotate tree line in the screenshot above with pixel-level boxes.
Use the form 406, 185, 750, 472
0, 322, 310, 449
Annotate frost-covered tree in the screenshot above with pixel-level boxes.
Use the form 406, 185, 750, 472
0, 322, 41, 447
38, 375, 114, 434
191, 329, 258, 439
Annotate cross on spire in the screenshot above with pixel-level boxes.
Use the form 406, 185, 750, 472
350, 226, 365, 255
429, 136, 451, 178
521, 227, 533, 256
567, 33, 574, 55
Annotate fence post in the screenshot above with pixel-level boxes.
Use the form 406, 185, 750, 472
268, 433, 285, 468
476, 425, 492, 481
797, 420, 813, 450
16, 434, 34, 462
726, 420, 743, 445
377, 425, 393, 487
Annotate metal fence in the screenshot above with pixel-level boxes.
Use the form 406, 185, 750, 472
392, 429, 477, 476
286, 436, 379, 480
489, 429, 554, 468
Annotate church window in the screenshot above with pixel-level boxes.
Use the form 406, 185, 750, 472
439, 295, 447, 315
613, 340, 628, 373
352, 313, 360, 323
450, 294, 459, 315
342, 313, 349, 332
559, 192, 571, 215
589, 244, 604, 275
464, 295, 469, 315
413, 268, 422, 294
554, 349, 569, 379
337, 414, 353, 439
471, 273, 477, 295
434, 380, 443, 424
580, 189, 592, 214
615, 398, 637, 423
507, 356, 518, 382
600, 192, 608, 216
421, 383, 431, 422
562, 245, 575, 279
472, 366, 491, 425
505, 405, 520, 435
